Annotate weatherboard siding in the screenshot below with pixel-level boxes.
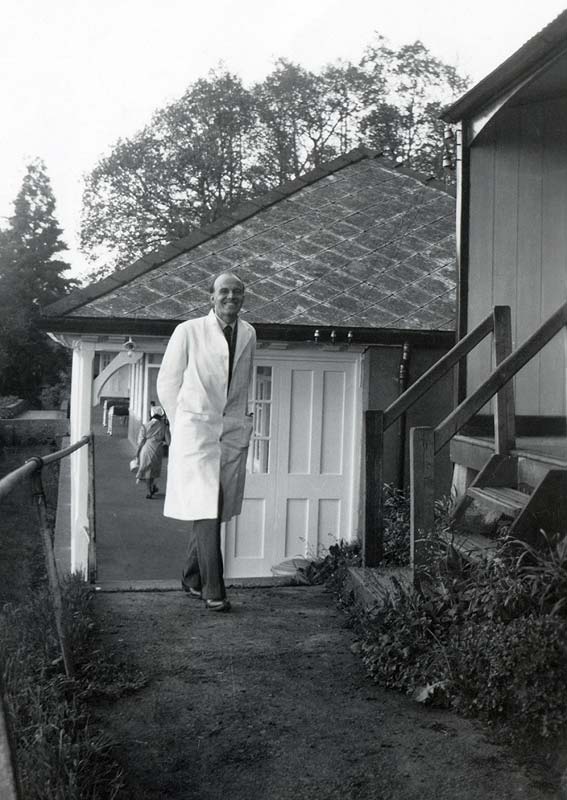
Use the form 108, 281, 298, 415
467, 98, 567, 417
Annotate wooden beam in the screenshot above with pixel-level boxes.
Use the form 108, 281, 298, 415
410, 427, 435, 584
364, 410, 384, 567
492, 306, 516, 453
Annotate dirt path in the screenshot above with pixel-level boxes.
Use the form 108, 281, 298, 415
90, 585, 557, 800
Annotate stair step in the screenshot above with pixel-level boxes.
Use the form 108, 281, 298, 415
467, 486, 530, 517
440, 530, 499, 562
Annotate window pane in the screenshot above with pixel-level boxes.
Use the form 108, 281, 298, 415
255, 366, 272, 401
252, 439, 270, 474
253, 403, 271, 438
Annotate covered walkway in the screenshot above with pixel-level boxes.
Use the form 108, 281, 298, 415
92, 413, 187, 587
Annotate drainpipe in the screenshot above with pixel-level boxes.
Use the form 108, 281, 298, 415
397, 342, 411, 490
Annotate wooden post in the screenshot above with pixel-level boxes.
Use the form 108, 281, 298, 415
87, 435, 97, 584
364, 410, 384, 567
492, 306, 516, 454
0, 689, 20, 800
30, 463, 75, 679
410, 427, 435, 585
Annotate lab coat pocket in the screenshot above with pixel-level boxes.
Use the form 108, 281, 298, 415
222, 414, 254, 451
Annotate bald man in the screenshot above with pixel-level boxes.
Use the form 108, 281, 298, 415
157, 273, 256, 611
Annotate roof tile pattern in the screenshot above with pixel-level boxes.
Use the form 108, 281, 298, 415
64, 152, 457, 331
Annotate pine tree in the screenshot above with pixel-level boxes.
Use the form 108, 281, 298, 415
0, 160, 75, 404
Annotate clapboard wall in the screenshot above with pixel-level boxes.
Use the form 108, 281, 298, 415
467, 95, 567, 417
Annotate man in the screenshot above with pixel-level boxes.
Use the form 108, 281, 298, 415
157, 272, 256, 612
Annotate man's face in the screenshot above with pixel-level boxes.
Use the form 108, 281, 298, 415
211, 273, 245, 323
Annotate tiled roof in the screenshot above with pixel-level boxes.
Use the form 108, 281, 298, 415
44, 148, 456, 332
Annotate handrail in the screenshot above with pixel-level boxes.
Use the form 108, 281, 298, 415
382, 309, 495, 430
363, 307, 506, 567
0, 435, 91, 501
0, 432, 95, 681
434, 301, 567, 452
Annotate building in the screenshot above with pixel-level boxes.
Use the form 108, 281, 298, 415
42, 147, 457, 577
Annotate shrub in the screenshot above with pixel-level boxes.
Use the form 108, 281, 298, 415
357, 534, 567, 743
304, 540, 361, 589
448, 616, 567, 738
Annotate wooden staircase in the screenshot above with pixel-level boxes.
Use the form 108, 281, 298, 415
449, 452, 567, 560
364, 301, 567, 584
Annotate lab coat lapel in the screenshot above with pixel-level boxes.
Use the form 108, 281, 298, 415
233, 318, 252, 373
205, 310, 230, 395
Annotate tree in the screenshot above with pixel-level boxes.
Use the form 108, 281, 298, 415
80, 40, 469, 271
253, 59, 362, 185
358, 37, 469, 174
0, 160, 74, 404
81, 69, 259, 271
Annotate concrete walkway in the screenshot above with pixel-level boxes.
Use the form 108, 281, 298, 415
92, 417, 188, 586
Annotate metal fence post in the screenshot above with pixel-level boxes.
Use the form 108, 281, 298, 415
28, 459, 75, 679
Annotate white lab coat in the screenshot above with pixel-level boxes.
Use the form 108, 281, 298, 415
157, 310, 256, 521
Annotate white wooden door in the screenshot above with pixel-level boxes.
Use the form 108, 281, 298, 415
224, 351, 360, 578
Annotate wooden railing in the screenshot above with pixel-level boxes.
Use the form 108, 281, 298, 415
0, 434, 96, 799
410, 301, 567, 575
364, 305, 515, 566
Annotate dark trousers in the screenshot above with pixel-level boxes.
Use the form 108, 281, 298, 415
181, 489, 226, 601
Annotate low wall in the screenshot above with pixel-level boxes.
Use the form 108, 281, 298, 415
0, 398, 28, 419
0, 413, 69, 448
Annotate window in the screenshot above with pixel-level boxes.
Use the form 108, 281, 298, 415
250, 366, 272, 473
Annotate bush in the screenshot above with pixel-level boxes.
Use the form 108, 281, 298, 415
304, 540, 361, 590
358, 538, 567, 742
449, 616, 567, 738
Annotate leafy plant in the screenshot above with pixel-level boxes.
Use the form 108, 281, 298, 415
304, 539, 361, 590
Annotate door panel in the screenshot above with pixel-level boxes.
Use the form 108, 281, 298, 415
224, 353, 359, 577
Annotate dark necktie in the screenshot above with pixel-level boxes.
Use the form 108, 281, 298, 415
223, 325, 235, 388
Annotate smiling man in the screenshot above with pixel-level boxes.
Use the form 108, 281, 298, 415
157, 272, 256, 612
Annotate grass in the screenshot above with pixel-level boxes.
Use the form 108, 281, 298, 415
0, 443, 144, 799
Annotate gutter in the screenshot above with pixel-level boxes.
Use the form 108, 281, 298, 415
37, 316, 455, 349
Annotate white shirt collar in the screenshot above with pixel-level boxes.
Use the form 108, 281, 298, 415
214, 313, 237, 331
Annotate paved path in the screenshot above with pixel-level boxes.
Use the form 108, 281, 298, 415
93, 420, 187, 583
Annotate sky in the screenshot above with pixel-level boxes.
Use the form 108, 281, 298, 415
1, 0, 566, 279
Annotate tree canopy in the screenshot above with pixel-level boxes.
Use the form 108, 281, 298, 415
81, 35, 469, 272
0, 160, 75, 403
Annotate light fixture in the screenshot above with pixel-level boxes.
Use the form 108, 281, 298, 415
330, 329, 337, 344
124, 336, 136, 357
313, 329, 320, 343
347, 330, 353, 344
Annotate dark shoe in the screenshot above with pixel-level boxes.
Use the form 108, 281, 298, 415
206, 599, 231, 613
146, 493, 153, 499
151, 485, 159, 496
